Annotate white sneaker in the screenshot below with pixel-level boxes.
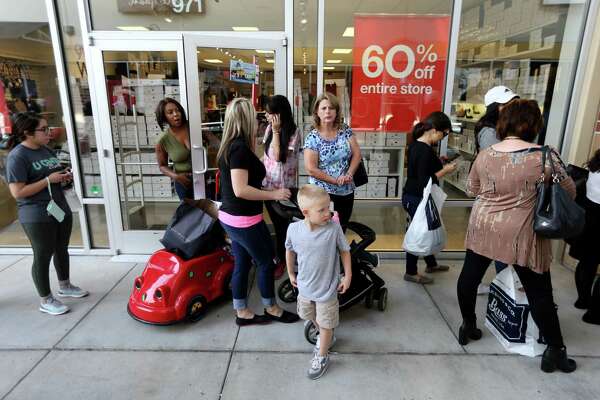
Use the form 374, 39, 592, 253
57, 284, 89, 298
314, 334, 337, 353
477, 284, 490, 295
39, 296, 69, 315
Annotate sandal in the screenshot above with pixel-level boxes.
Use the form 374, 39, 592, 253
425, 265, 450, 273
404, 273, 433, 284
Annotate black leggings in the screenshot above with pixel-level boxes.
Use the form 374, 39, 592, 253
264, 200, 291, 262
575, 256, 599, 306
329, 192, 354, 232
457, 249, 564, 347
22, 215, 73, 297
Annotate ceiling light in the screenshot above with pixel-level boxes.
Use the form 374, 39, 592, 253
323, 66, 335, 70
333, 48, 352, 54
326, 60, 342, 64
116, 26, 149, 31
232, 27, 259, 31
266, 59, 274, 64
300, 19, 308, 24
204, 59, 223, 63
256, 50, 274, 54
164, 18, 172, 23
342, 27, 354, 37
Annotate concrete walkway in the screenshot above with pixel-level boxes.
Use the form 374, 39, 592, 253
0, 254, 598, 400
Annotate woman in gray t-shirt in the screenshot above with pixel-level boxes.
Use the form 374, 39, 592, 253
6, 112, 88, 316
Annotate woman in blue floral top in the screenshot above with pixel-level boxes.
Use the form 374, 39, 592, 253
303, 93, 361, 230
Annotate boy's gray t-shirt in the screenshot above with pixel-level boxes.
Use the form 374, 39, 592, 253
285, 220, 350, 302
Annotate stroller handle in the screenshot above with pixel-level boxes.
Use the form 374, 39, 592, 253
346, 221, 376, 255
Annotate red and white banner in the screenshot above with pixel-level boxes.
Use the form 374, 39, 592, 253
350, 15, 451, 132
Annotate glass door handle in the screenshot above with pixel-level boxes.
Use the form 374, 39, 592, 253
192, 145, 208, 174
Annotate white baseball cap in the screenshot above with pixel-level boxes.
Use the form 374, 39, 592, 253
484, 86, 519, 107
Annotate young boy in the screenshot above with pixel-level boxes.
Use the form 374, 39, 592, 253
285, 184, 352, 379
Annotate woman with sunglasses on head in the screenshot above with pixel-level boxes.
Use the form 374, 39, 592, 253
6, 112, 88, 316
402, 111, 456, 284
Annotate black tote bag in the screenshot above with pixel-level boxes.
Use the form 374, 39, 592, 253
533, 146, 585, 239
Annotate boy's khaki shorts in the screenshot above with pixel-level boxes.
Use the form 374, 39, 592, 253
296, 295, 339, 329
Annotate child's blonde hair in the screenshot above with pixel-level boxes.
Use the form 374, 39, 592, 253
297, 184, 330, 211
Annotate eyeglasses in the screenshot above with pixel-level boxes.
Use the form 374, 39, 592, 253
35, 126, 49, 134
439, 129, 450, 138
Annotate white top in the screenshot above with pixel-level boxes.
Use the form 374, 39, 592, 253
586, 171, 600, 204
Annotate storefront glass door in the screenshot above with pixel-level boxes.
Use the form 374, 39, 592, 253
183, 34, 287, 198
91, 35, 285, 254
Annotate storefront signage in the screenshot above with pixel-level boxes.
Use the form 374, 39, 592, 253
351, 15, 450, 132
118, 0, 204, 14
229, 60, 259, 85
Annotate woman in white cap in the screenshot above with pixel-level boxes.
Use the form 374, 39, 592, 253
475, 86, 519, 151
474, 85, 519, 295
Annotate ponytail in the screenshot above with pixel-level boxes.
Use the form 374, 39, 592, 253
411, 122, 432, 141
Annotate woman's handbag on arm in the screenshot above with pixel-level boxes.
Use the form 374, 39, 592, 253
533, 146, 585, 239
353, 159, 368, 188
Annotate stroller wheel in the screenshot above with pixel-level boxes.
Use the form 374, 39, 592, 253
365, 289, 374, 309
304, 320, 318, 345
277, 279, 298, 303
377, 288, 388, 312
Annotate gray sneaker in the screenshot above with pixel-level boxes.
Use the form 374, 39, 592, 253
307, 354, 330, 380
57, 284, 89, 298
39, 296, 69, 315
314, 334, 337, 353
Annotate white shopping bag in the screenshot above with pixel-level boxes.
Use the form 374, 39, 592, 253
402, 178, 448, 256
485, 266, 545, 357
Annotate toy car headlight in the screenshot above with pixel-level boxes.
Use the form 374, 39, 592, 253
154, 286, 169, 301
134, 277, 143, 290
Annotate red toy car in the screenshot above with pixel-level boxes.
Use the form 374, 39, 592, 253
127, 247, 234, 325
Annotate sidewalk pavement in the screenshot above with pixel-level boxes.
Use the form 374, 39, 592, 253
0, 254, 598, 400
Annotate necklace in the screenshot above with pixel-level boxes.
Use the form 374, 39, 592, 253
503, 136, 521, 140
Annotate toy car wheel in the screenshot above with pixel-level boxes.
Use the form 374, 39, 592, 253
304, 320, 318, 345
365, 288, 374, 309
277, 279, 298, 303
377, 288, 388, 312
187, 295, 208, 322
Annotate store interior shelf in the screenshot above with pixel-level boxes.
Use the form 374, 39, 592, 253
359, 145, 404, 150
444, 178, 468, 194
458, 44, 558, 69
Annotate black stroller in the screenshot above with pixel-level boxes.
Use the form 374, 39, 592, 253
270, 193, 387, 344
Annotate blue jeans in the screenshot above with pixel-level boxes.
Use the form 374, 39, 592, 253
220, 220, 276, 310
174, 180, 194, 200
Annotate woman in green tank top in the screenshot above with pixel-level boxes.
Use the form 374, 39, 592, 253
154, 98, 193, 200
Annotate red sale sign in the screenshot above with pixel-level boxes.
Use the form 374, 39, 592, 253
351, 15, 451, 132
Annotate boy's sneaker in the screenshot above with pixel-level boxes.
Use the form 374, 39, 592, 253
307, 354, 330, 380
57, 284, 89, 298
39, 296, 69, 315
314, 334, 337, 353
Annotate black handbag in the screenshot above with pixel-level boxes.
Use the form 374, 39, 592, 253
353, 159, 368, 188
533, 146, 585, 239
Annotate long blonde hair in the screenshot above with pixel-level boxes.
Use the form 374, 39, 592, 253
217, 97, 257, 165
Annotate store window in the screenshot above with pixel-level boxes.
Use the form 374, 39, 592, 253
0, 1, 82, 247
320, 1, 453, 251
447, 0, 590, 201
88, 0, 284, 32
293, 0, 318, 136
56, 0, 103, 199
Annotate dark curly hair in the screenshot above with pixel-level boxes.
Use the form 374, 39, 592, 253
11, 112, 43, 145
587, 148, 600, 173
155, 98, 187, 130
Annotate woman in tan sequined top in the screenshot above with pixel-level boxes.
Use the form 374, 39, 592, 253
456, 99, 577, 373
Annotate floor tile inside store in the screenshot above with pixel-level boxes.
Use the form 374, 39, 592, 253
0, 254, 598, 400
